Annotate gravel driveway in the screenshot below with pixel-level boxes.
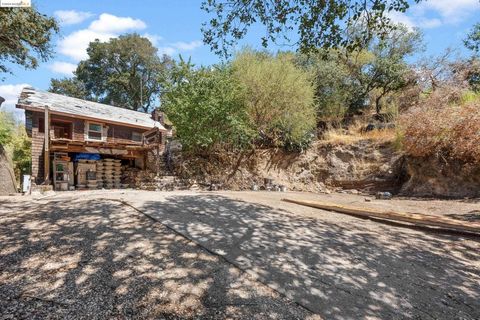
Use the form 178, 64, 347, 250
114, 190, 479, 320
1, 190, 479, 319
0, 197, 317, 319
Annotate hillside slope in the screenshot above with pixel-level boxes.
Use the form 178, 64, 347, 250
172, 138, 480, 198
0, 145, 17, 195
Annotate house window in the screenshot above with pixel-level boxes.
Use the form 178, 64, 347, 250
132, 131, 142, 142
87, 122, 103, 140
38, 118, 45, 133
51, 120, 72, 139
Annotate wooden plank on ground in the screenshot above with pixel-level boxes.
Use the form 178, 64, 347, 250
282, 198, 480, 235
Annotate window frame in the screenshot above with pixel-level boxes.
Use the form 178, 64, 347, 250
86, 121, 104, 141
51, 119, 73, 140
131, 131, 142, 143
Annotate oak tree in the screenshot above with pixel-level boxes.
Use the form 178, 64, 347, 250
75, 34, 172, 112
0, 6, 58, 79
201, 0, 421, 57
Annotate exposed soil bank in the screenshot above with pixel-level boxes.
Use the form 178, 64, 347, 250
401, 156, 480, 198
173, 140, 480, 199
0, 145, 16, 195
174, 140, 403, 193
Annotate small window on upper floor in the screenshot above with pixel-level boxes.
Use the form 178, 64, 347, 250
38, 118, 44, 133
132, 131, 142, 142
87, 122, 103, 141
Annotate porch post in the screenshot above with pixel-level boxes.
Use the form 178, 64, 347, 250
44, 106, 50, 184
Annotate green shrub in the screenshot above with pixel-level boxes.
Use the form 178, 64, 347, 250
0, 111, 15, 146
163, 61, 255, 154
0, 111, 31, 180
232, 50, 317, 149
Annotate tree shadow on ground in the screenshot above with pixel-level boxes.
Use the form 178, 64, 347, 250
137, 194, 480, 320
0, 198, 314, 319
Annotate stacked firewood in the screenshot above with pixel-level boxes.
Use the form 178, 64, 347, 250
97, 159, 122, 188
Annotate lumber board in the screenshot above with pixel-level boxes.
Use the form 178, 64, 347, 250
282, 198, 480, 234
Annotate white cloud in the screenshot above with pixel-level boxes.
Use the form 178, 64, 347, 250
390, 0, 480, 29
59, 29, 115, 61
415, 0, 480, 23
143, 33, 162, 46
54, 10, 94, 25
387, 11, 416, 30
0, 84, 30, 120
171, 40, 203, 51
88, 13, 146, 33
57, 12, 201, 61
158, 40, 203, 57
158, 46, 176, 56
58, 13, 147, 61
419, 18, 442, 29
388, 11, 442, 30
48, 61, 77, 76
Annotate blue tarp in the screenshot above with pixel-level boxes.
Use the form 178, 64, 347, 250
72, 153, 101, 162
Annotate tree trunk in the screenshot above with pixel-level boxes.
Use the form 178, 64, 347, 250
375, 95, 382, 114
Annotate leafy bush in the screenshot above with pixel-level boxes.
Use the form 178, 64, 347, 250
11, 124, 31, 178
163, 60, 255, 154
295, 51, 354, 123
400, 91, 480, 163
0, 111, 15, 146
232, 50, 317, 149
0, 111, 31, 180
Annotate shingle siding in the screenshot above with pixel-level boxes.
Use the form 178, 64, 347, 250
28, 111, 45, 183
28, 110, 163, 184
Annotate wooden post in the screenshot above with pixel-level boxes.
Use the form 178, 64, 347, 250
44, 106, 50, 184
156, 128, 160, 177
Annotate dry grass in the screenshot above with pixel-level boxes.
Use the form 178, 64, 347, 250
399, 91, 480, 163
322, 123, 396, 145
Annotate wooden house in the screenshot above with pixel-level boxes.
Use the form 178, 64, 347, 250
16, 87, 167, 188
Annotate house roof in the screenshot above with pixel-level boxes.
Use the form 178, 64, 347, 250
16, 87, 166, 130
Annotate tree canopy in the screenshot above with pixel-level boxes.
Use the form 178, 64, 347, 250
162, 50, 317, 153
0, 110, 31, 179
50, 34, 172, 112
232, 50, 316, 149
201, 0, 421, 57
465, 23, 480, 55
162, 59, 254, 153
0, 6, 59, 79
0, 110, 15, 146
296, 24, 422, 119
49, 77, 89, 100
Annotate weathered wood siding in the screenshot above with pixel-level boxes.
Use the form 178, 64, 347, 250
106, 124, 146, 145
26, 110, 45, 183
27, 110, 160, 183
51, 114, 85, 141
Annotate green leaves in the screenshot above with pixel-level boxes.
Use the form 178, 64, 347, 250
201, 0, 421, 57
163, 50, 316, 153
0, 111, 15, 146
49, 78, 89, 100
465, 23, 480, 55
300, 25, 421, 118
65, 34, 173, 112
0, 6, 59, 78
163, 61, 255, 153
232, 50, 316, 149
0, 111, 31, 179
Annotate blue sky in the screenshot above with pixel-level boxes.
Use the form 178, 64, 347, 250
1, 0, 480, 118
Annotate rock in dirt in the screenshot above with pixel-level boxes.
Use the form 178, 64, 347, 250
375, 191, 392, 200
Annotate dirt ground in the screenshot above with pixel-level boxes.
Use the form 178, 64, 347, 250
0, 196, 316, 319
1, 190, 479, 319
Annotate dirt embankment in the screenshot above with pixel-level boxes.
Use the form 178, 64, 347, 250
172, 139, 480, 199
401, 156, 480, 198
0, 145, 16, 195
173, 140, 406, 194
